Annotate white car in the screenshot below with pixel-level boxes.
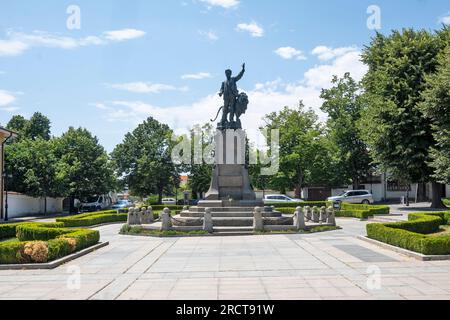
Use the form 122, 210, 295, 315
327, 190, 374, 204
162, 198, 177, 205
263, 194, 304, 204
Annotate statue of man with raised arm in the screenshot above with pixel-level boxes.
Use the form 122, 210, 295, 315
218, 63, 245, 127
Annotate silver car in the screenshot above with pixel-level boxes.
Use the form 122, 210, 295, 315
263, 194, 304, 204
327, 190, 374, 204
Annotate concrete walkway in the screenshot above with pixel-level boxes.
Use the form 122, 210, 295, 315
0, 212, 450, 300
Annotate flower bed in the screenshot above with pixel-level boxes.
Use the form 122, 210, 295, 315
0, 222, 100, 264
366, 212, 450, 255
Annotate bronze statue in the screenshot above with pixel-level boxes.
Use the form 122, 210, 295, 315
211, 63, 248, 130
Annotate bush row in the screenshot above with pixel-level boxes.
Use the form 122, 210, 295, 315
366, 212, 450, 255
268, 201, 330, 208
0, 223, 100, 264
443, 199, 450, 207
57, 212, 127, 227
341, 203, 390, 215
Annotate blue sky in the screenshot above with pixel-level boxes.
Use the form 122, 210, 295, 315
0, 0, 449, 151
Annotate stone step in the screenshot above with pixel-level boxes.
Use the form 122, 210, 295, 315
180, 211, 282, 218
213, 217, 254, 227
213, 226, 254, 234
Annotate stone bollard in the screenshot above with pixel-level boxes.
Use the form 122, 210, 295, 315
160, 208, 172, 231
312, 206, 320, 223
320, 207, 327, 224
203, 208, 213, 233
327, 207, 336, 226
294, 206, 306, 230
127, 207, 133, 225
142, 206, 154, 224
127, 207, 140, 225
305, 206, 312, 221
253, 207, 264, 232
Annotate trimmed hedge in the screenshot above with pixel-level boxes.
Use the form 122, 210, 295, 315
57, 211, 127, 227
276, 203, 390, 220
341, 203, 390, 215
443, 199, 450, 207
336, 210, 372, 220
267, 201, 330, 208
0, 222, 100, 265
366, 212, 450, 255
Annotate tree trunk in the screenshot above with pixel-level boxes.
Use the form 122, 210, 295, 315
44, 196, 47, 215
430, 182, 446, 209
416, 182, 428, 202
158, 189, 163, 205
296, 169, 303, 199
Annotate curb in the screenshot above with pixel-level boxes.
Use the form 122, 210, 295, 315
357, 236, 450, 261
0, 241, 109, 270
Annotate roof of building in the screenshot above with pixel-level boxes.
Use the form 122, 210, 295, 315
0, 126, 18, 138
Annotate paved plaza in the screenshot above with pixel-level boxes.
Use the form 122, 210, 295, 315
1, 209, 450, 300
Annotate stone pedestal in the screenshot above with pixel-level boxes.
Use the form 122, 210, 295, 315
203, 129, 256, 203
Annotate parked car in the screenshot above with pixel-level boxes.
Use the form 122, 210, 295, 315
263, 194, 304, 204
162, 198, 177, 205
80, 195, 112, 212
111, 199, 133, 210
327, 190, 374, 204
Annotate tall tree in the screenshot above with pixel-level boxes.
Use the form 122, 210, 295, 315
419, 47, 450, 185
262, 103, 343, 197
111, 117, 179, 203
186, 124, 214, 199
360, 28, 449, 208
55, 127, 115, 201
5, 139, 59, 213
6, 115, 28, 135
25, 112, 51, 140
320, 73, 372, 189
6, 112, 51, 141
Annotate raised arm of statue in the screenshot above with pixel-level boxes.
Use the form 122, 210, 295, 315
235, 64, 245, 82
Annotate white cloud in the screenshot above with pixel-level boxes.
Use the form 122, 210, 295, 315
181, 72, 212, 80
311, 45, 357, 61
0, 90, 16, 106
236, 22, 264, 38
103, 29, 146, 42
305, 48, 367, 89
199, 0, 240, 9
439, 12, 450, 25
198, 30, 219, 42
0, 90, 19, 113
0, 29, 146, 57
108, 82, 188, 94
274, 47, 307, 60
94, 46, 367, 141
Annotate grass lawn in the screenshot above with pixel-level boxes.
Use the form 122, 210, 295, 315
430, 225, 450, 237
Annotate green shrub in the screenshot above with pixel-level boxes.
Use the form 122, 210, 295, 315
0, 223, 22, 240
276, 207, 297, 214
267, 202, 330, 208
443, 199, 450, 207
0, 242, 27, 264
336, 210, 372, 220
57, 212, 127, 227
341, 203, 390, 215
0, 222, 100, 265
366, 212, 450, 255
